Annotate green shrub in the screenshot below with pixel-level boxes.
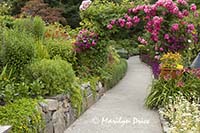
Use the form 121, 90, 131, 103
35, 41, 50, 60
25, 58, 76, 96
104, 59, 128, 89
75, 40, 109, 78
145, 73, 200, 109
0, 29, 35, 75
0, 15, 14, 28
45, 39, 76, 64
0, 98, 44, 133
14, 16, 45, 39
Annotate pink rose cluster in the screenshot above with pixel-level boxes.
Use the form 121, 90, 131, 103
107, 14, 140, 30
107, 0, 198, 44
75, 29, 98, 52
79, 0, 92, 11
138, 36, 147, 45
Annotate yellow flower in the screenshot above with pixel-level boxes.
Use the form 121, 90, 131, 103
176, 64, 183, 70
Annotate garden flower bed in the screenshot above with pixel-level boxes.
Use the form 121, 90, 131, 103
0, 0, 200, 132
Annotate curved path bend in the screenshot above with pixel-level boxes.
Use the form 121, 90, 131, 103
65, 56, 162, 133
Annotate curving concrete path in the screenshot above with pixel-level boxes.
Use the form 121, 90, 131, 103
65, 56, 162, 133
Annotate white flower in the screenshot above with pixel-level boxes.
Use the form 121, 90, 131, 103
79, 0, 92, 11
188, 39, 192, 43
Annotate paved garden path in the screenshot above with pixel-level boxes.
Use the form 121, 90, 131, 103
65, 56, 162, 133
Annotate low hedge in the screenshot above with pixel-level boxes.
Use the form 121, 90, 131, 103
0, 98, 43, 133
104, 59, 128, 89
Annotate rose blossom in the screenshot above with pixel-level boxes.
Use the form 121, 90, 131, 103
190, 4, 197, 11
107, 24, 113, 30
171, 23, 179, 31
164, 34, 170, 40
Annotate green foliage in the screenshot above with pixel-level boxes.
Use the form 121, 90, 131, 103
44, 0, 82, 28
75, 40, 109, 78
80, 0, 132, 38
0, 98, 44, 133
70, 84, 83, 116
0, 2, 11, 15
145, 73, 200, 109
14, 16, 45, 39
26, 58, 76, 96
103, 59, 128, 89
0, 15, 14, 28
35, 41, 50, 60
45, 39, 76, 64
0, 29, 35, 75
4, 0, 29, 15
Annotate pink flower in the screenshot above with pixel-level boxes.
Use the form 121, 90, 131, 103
138, 36, 147, 45
176, 81, 184, 87
159, 47, 164, 52
79, 0, 92, 11
187, 24, 195, 31
118, 18, 125, 27
182, 10, 189, 16
107, 24, 113, 30
178, 12, 184, 19
164, 34, 170, 40
177, 0, 187, 5
194, 12, 199, 17
133, 16, 140, 24
110, 20, 115, 25
126, 21, 133, 29
171, 23, 179, 31
190, 4, 197, 11
154, 55, 160, 60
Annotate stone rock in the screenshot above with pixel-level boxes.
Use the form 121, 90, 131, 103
52, 109, 66, 133
0, 126, 12, 133
86, 94, 95, 108
45, 99, 59, 111
62, 99, 70, 109
81, 82, 90, 88
41, 111, 52, 123
64, 112, 71, 127
98, 82, 103, 89
50, 94, 70, 101
44, 121, 53, 133
39, 102, 49, 113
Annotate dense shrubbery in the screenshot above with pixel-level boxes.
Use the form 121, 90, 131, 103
45, 39, 76, 64
0, 29, 35, 75
0, 98, 43, 133
104, 59, 128, 89
75, 39, 109, 78
26, 58, 75, 96
14, 16, 45, 39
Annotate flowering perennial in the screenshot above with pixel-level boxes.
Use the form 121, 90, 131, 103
75, 29, 98, 52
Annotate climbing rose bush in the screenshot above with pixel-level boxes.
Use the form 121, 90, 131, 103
75, 29, 98, 52
107, 0, 199, 57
